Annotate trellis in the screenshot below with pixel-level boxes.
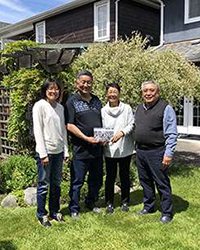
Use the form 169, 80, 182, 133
0, 86, 15, 157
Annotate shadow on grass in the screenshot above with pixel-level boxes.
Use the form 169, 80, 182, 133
129, 189, 189, 215
0, 240, 17, 250
60, 189, 189, 217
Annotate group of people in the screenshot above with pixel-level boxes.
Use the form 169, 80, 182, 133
32, 70, 177, 227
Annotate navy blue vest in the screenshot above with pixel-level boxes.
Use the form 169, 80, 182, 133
135, 99, 168, 149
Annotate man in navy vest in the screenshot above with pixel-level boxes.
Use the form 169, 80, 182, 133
135, 80, 177, 223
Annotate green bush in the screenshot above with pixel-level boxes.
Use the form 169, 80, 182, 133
71, 34, 200, 108
0, 161, 6, 194
2, 155, 37, 192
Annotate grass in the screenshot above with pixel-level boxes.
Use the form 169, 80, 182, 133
0, 153, 200, 250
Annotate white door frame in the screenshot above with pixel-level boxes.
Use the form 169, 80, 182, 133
177, 97, 200, 135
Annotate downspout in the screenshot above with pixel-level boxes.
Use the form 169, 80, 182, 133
115, 0, 121, 41
152, 0, 164, 50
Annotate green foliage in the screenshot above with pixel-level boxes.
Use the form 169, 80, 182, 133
1, 40, 38, 71
0, 40, 76, 152
0, 161, 6, 194
2, 155, 37, 192
2, 68, 46, 150
0, 41, 47, 151
71, 34, 200, 108
11, 189, 27, 207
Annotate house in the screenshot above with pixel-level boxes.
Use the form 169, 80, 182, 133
156, 0, 200, 136
0, 0, 161, 49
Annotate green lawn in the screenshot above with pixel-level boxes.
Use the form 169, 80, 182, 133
0, 154, 200, 250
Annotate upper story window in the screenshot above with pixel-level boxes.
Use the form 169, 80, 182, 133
94, 0, 110, 42
35, 21, 46, 43
185, 0, 200, 24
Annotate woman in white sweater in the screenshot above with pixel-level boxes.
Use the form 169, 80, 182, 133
101, 83, 135, 213
33, 78, 68, 226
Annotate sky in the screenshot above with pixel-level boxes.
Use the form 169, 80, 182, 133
0, 0, 74, 24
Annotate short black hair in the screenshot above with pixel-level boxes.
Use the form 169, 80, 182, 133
76, 70, 93, 80
106, 82, 121, 93
40, 78, 61, 101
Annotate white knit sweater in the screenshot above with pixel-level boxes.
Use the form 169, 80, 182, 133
101, 102, 135, 158
33, 99, 69, 158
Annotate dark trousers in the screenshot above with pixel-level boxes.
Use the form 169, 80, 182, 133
69, 157, 103, 213
36, 152, 63, 219
105, 155, 132, 205
136, 148, 173, 217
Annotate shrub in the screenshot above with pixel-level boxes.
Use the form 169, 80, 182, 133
2, 155, 37, 192
71, 34, 200, 108
0, 161, 6, 194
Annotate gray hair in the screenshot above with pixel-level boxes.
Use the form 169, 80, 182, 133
141, 80, 160, 91
76, 70, 93, 80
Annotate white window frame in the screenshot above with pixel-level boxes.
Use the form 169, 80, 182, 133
184, 0, 200, 24
35, 21, 46, 43
94, 0, 110, 42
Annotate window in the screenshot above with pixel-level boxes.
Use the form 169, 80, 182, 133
94, 0, 110, 41
35, 21, 46, 43
185, 0, 200, 24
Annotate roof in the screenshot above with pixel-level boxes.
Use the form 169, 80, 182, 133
0, 0, 160, 39
157, 40, 200, 62
0, 22, 10, 29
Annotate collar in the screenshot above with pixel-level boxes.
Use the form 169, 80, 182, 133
143, 98, 160, 110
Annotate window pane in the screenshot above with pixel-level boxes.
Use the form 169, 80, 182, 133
189, 0, 200, 18
193, 99, 200, 126
36, 23, 45, 43
97, 4, 107, 38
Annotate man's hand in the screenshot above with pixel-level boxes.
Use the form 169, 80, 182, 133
110, 132, 124, 143
86, 136, 99, 144
162, 156, 173, 170
41, 156, 49, 166
99, 139, 108, 146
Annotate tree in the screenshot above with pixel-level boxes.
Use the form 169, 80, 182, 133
71, 34, 200, 108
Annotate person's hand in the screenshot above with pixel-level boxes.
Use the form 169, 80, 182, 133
41, 156, 49, 166
86, 136, 99, 144
99, 139, 108, 146
162, 156, 172, 170
110, 132, 124, 143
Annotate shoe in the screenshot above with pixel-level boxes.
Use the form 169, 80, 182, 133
106, 204, 114, 213
85, 203, 101, 213
92, 207, 101, 213
38, 215, 52, 227
70, 212, 79, 219
160, 215, 173, 224
50, 213, 65, 222
121, 203, 129, 212
137, 208, 155, 215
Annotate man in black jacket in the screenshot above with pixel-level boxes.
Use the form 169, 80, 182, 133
135, 80, 177, 223
65, 70, 103, 218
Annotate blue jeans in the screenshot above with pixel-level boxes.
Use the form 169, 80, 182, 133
36, 152, 63, 219
136, 147, 173, 217
69, 157, 103, 213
